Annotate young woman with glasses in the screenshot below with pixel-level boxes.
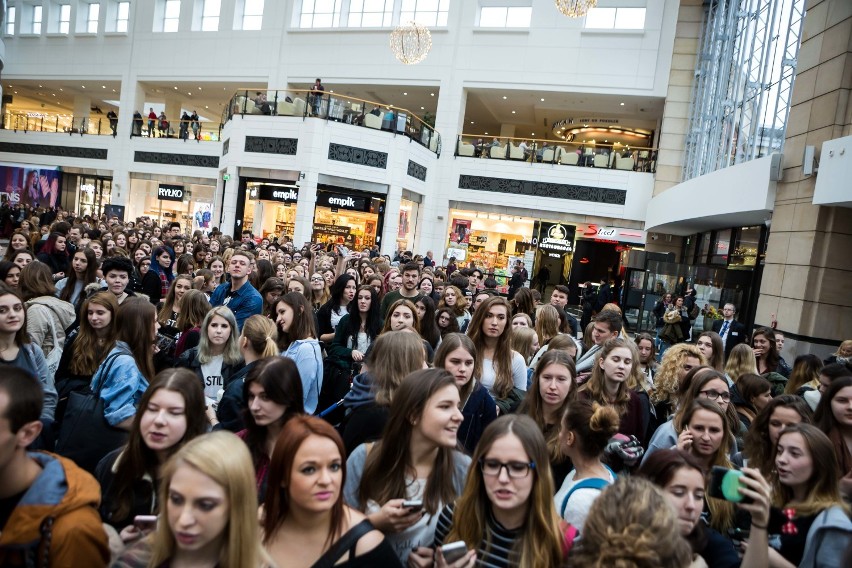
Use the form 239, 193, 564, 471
418, 414, 569, 568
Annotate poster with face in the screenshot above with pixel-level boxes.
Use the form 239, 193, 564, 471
193, 202, 213, 234
0, 163, 62, 208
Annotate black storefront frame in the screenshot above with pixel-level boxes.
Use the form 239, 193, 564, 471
313, 185, 386, 249
233, 176, 299, 240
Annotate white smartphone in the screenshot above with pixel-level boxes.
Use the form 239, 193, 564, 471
441, 541, 468, 563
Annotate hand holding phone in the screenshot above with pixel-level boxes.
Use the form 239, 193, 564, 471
440, 541, 468, 564
402, 499, 423, 512
708, 467, 753, 504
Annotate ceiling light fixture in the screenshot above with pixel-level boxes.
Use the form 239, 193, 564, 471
620, 102, 625, 106
403, 92, 408, 95
554, 0, 597, 18
430, 93, 435, 96
389, 21, 432, 65
540, 98, 545, 102
502, 96, 507, 100
511, 110, 516, 114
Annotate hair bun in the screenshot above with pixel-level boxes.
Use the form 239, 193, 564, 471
588, 402, 620, 435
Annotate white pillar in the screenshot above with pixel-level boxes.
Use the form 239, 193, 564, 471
293, 172, 318, 246
72, 95, 91, 132
381, 185, 402, 256
219, 165, 240, 235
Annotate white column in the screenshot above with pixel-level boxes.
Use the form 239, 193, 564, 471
381, 185, 402, 256
219, 165, 240, 235
72, 95, 91, 132
293, 172, 318, 246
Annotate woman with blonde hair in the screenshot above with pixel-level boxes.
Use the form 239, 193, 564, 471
650, 343, 706, 426
534, 304, 560, 348
724, 343, 757, 385
113, 431, 267, 568
438, 284, 470, 329
176, 305, 242, 399
425, 415, 569, 568
511, 326, 539, 367
824, 338, 852, 366
339, 331, 426, 454
784, 353, 823, 396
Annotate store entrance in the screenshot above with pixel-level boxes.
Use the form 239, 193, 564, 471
63, 174, 112, 218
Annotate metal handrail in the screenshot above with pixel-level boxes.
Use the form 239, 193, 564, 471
2, 111, 224, 141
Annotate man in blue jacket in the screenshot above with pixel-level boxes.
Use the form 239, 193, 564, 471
210, 250, 262, 330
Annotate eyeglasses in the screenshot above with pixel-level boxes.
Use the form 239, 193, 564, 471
479, 458, 536, 479
310, 277, 324, 281
699, 389, 731, 402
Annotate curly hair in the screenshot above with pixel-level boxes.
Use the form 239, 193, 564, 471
650, 343, 705, 406
570, 476, 692, 568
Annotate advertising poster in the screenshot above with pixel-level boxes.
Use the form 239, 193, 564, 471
193, 202, 213, 234
0, 163, 62, 208
450, 218, 471, 244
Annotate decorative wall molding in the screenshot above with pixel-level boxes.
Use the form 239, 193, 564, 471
458, 175, 627, 205
0, 142, 108, 160
244, 136, 298, 155
222, 139, 230, 155
407, 160, 427, 181
134, 151, 220, 168
328, 143, 387, 169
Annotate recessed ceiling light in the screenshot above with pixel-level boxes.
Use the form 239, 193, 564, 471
52, 94, 55, 96
430, 93, 434, 96
420, 106, 424, 110
485, 132, 489, 135
511, 111, 516, 114
620, 102, 625, 106
174, 87, 178, 90
470, 121, 474, 124
502, 96, 507, 100
403, 92, 407, 95
188, 92, 192, 95
112, 89, 116, 92
59, 88, 63, 91
102, 85, 106, 89
81, 85, 86, 89
531, 132, 535, 135
205, 106, 209, 109
198, 87, 202, 90
540, 98, 544, 102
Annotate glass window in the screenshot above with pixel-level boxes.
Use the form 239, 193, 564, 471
299, 0, 341, 28
697, 232, 711, 263
32, 5, 43, 34
400, 0, 450, 27
164, 0, 180, 32
242, 0, 263, 30
710, 229, 731, 265
201, 0, 220, 30
585, 7, 645, 30
57, 4, 71, 34
6, 6, 15, 35
87, 3, 100, 33
730, 226, 761, 268
347, 0, 392, 27
479, 6, 531, 28
116, 1, 130, 32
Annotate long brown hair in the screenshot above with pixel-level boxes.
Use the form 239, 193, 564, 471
696, 331, 724, 372
434, 333, 478, 401
468, 296, 515, 399
70, 292, 119, 376
175, 289, 210, 332
743, 394, 813, 477
157, 274, 193, 324
107, 369, 207, 522
59, 247, 98, 304
519, 350, 577, 460
367, 331, 426, 406
445, 415, 564, 568
116, 297, 156, 381
19, 261, 56, 301
581, 337, 637, 417
358, 369, 463, 516
263, 416, 346, 548
275, 292, 317, 350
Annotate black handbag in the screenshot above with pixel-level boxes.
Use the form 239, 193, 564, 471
54, 353, 128, 474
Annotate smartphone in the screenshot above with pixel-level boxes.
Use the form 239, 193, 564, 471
133, 515, 158, 530
708, 466, 752, 504
441, 541, 468, 563
401, 499, 423, 512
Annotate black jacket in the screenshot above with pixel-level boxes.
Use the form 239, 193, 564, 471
95, 448, 156, 531
175, 346, 243, 391
458, 382, 497, 455
213, 360, 258, 433
712, 319, 747, 359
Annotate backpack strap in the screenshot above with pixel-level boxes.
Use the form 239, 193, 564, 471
560, 475, 614, 518
310, 519, 375, 568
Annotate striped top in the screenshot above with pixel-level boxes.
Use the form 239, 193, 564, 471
434, 503, 520, 568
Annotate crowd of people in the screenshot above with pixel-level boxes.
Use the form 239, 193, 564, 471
0, 207, 850, 567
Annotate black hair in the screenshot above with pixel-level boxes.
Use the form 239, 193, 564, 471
0, 367, 43, 432
101, 256, 134, 276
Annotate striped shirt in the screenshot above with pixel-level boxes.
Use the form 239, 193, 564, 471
433, 503, 519, 568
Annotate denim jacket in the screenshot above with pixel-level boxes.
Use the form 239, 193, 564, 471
282, 339, 323, 414
90, 342, 148, 427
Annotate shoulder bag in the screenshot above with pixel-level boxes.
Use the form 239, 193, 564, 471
54, 353, 129, 474
310, 519, 376, 568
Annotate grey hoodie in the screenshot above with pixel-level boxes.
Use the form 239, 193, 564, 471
343, 372, 375, 411
798, 505, 852, 568
26, 295, 76, 358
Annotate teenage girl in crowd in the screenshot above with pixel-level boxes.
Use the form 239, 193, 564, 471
56, 247, 99, 309
380, 298, 434, 361
519, 350, 577, 487
468, 296, 527, 413
275, 292, 323, 414
0, 261, 20, 290
733, 373, 773, 427
425, 415, 569, 568
261, 416, 402, 567
784, 353, 823, 397
814, 376, 852, 494
695, 331, 725, 372
175, 306, 242, 403
237, 356, 305, 499
170, 289, 210, 359
438, 285, 470, 329
752, 326, 790, 388
436, 307, 460, 338
155, 274, 193, 348
733, 394, 813, 476
96, 369, 206, 534
141, 246, 174, 304
317, 274, 357, 343
112, 431, 267, 568
554, 400, 619, 531
344, 369, 470, 564
308, 271, 331, 311
415, 295, 441, 352
433, 333, 497, 455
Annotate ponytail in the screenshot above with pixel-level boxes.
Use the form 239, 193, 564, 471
242, 315, 279, 357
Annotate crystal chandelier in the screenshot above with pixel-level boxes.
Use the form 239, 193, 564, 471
554, 0, 597, 18
389, 21, 432, 65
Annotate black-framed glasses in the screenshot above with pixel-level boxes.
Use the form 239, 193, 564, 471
479, 458, 536, 479
310, 276, 324, 281
699, 389, 731, 402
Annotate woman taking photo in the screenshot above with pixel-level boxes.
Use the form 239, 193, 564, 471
262, 416, 402, 567
425, 414, 568, 568
317, 274, 357, 343
519, 349, 577, 486
237, 356, 305, 499
438, 285, 470, 329
96, 368, 206, 533
434, 333, 497, 455
324, 285, 381, 413
276, 292, 323, 415
579, 337, 644, 443
735, 394, 813, 476
695, 331, 725, 372
141, 246, 175, 304
56, 247, 100, 309
770, 423, 852, 567
340, 331, 426, 454
175, 306, 242, 402
468, 296, 527, 413
638, 449, 771, 568
112, 431, 267, 568
344, 369, 470, 564
36, 232, 70, 278
55, 292, 119, 418
554, 400, 619, 530
676, 399, 737, 534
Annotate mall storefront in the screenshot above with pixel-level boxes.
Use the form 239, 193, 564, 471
312, 186, 386, 250
128, 178, 216, 233
445, 209, 646, 293
242, 181, 298, 242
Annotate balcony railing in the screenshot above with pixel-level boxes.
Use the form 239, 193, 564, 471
454, 134, 657, 173
2, 111, 223, 142
222, 89, 441, 155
